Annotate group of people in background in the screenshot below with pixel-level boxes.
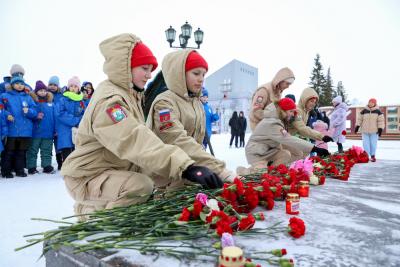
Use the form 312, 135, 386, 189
0, 64, 95, 178
3, 33, 385, 220
228, 111, 247, 148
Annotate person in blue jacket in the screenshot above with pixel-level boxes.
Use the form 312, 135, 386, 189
0, 102, 8, 153
200, 87, 219, 149
26, 81, 55, 174
55, 76, 85, 168
48, 76, 63, 103
0, 76, 11, 94
81, 81, 94, 107
47, 75, 63, 170
1, 76, 37, 178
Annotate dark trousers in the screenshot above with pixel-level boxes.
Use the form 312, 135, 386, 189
54, 135, 63, 169
229, 134, 239, 148
239, 133, 246, 147
202, 138, 208, 149
1, 137, 31, 175
337, 142, 344, 153
59, 147, 74, 169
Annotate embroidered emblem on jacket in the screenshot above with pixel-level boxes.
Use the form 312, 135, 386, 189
159, 109, 171, 122
159, 122, 173, 132
106, 104, 127, 123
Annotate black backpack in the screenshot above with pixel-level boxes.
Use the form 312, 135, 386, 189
143, 71, 168, 120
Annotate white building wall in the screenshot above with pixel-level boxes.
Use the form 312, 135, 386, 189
205, 59, 258, 133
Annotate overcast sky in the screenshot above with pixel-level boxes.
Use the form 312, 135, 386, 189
1, 0, 399, 105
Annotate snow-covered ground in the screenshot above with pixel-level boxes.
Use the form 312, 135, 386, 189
1, 134, 400, 267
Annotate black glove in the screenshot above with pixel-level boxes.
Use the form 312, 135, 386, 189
182, 165, 223, 189
354, 126, 360, 134
322, 136, 334, 143
311, 146, 330, 157
377, 128, 383, 137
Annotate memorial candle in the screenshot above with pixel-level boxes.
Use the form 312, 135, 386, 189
298, 181, 310, 197
286, 193, 300, 215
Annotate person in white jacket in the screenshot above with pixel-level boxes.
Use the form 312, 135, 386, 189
330, 96, 348, 153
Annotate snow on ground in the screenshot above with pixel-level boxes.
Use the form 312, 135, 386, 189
1, 134, 399, 267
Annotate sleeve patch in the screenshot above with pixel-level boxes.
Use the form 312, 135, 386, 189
159, 122, 174, 132
106, 104, 127, 123
159, 109, 171, 122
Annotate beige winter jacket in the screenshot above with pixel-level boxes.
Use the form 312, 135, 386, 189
61, 33, 194, 181
288, 87, 324, 140
246, 103, 314, 165
147, 50, 228, 178
249, 67, 295, 130
356, 105, 385, 134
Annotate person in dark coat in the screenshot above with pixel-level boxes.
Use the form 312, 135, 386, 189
238, 111, 247, 147
320, 111, 330, 129
228, 111, 240, 148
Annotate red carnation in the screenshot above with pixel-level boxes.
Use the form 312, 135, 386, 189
216, 219, 233, 236
276, 164, 288, 174
178, 207, 191, 221
242, 186, 259, 212
234, 177, 245, 195
288, 217, 306, 238
266, 198, 275, 210
318, 175, 326, 185
342, 130, 347, 136
238, 214, 256, 231
192, 199, 203, 219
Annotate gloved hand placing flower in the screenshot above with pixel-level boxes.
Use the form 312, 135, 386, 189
182, 165, 223, 189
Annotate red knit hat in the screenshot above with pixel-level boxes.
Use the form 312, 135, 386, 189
185, 51, 208, 72
368, 98, 377, 105
278, 97, 297, 111
131, 42, 158, 71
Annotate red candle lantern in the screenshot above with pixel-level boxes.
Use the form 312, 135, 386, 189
298, 181, 309, 197
286, 193, 300, 215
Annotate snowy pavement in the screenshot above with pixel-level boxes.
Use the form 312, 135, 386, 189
1, 134, 400, 267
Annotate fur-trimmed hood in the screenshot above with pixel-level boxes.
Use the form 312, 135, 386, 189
29, 91, 54, 103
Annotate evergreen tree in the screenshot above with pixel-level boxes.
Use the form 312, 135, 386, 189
309, 54, 326, 102
336, 81, 348, 104
320, 67, 334, 106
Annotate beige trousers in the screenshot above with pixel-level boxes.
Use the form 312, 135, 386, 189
64, 170, 154, 220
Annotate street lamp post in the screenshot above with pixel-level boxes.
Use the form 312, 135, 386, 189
165, 22, 204, 49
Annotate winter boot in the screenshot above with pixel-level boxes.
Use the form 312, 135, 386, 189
28, 168, 38, 175
371, 155, 376, 162
15, 171, 28, 177
2, 172, 14, 178
43, 165, 55, 174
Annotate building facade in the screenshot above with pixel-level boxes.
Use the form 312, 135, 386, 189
204, 59, 258, 133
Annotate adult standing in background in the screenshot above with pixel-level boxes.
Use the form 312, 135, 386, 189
354, 98, 385, 162
238, 111, 247, 147
229, 111, 240, 148
249, 67, 295, 130
200, 87, 219, 149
